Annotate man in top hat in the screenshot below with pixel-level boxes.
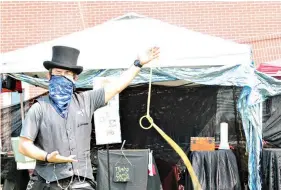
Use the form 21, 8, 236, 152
19, 45, 160, 189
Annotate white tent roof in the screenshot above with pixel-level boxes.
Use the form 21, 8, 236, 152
0, 13, 251, 74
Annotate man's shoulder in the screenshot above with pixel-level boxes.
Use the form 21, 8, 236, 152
74, 89, 104, 103
75, 89, 93, 98
26, 101, 43, 119
78, 88, 105, 96
36, 95, 49, 103
29, 101, 41, 111
29, 95, 49, 112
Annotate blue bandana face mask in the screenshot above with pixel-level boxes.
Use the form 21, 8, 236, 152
48, 75, 74, 118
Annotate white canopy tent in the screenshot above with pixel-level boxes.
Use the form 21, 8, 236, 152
1, 13, 251, 75
2, 14, 277, 189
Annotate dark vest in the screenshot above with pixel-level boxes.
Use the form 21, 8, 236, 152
34, 95, 93, 182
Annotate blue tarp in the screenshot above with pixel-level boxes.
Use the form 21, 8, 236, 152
9, 62, 281, 190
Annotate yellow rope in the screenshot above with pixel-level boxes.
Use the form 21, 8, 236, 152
139, 67, 202, 190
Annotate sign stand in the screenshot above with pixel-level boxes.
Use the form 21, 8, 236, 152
93, 78, 122, 190
106, 140, 126, 190
106, 144, 111, 190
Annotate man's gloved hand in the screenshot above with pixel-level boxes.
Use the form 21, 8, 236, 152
47, 151, 78, 163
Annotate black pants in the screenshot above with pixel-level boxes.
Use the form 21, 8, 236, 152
26, 175, 96, 190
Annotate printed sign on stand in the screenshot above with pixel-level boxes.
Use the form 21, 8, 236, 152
94, 77, 122, 145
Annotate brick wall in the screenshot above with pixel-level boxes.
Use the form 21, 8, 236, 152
29, 86, 47, 99
1, 1, 281, 101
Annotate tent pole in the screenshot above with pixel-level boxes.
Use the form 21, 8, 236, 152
20, 90, 24, 121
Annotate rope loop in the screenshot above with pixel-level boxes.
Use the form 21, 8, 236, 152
139, 115, 154, 130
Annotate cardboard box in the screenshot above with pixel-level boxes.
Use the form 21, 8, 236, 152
190, 137, 215, 151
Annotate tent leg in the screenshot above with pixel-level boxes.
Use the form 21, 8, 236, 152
20, 91, 24, 121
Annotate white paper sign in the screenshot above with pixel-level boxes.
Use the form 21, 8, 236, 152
93, 78, 122, 145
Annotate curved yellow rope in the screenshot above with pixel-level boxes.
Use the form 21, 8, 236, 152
139, 67, 202, 190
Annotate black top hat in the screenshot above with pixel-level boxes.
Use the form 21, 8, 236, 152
43, 46, 83, 75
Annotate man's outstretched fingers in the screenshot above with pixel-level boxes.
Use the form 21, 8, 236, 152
47, 151, 77, 163
67, 155, 78, 162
